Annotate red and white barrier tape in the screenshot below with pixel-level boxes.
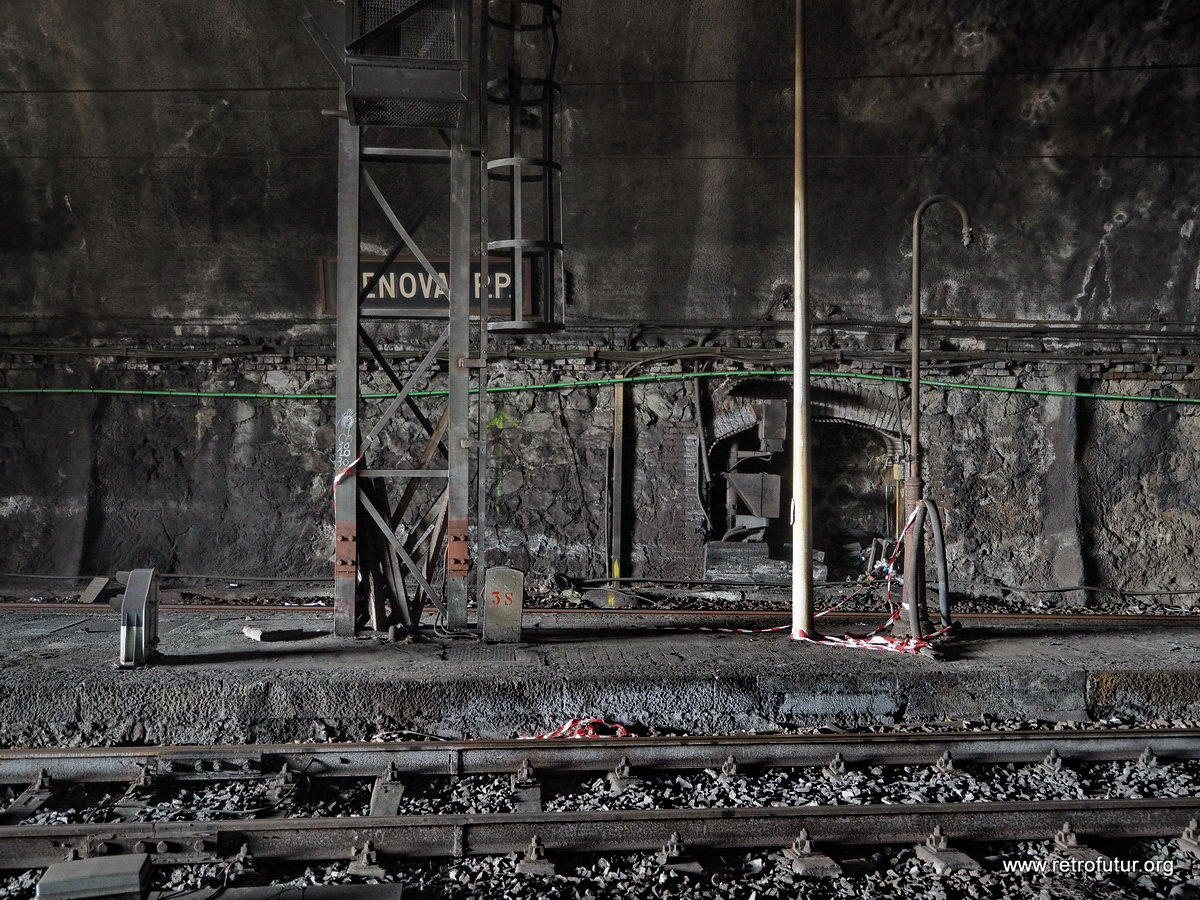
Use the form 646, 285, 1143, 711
793, 506, 950, 655
633, 510, 927, 641
332, 454, 363, 489
794, 605, 953, 654
524, 718, 631, 740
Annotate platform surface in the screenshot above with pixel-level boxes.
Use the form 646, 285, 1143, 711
0, 608, 1196, 746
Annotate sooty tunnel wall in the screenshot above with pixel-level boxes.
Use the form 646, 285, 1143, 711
2, 2, 1200, 604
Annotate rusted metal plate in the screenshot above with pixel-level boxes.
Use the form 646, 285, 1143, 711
445, 520, 470, 579
480, 567, 524, 643
78, 577, 111, 605
728, 473, 782, 518
334, 521, 357, 580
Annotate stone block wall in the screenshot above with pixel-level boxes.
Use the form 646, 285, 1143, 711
3, 340, 1199, 604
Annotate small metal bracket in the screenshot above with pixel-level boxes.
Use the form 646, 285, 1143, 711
655, 832, 703, 874
914, 826, 981, 874
1054, 821, 1108, 862
782, 829, 842, 878
512, 759, 537, 789
369, 762, 406, 817
334, 521, 357, 580
607, 756, 640, 796
456, 356, 488, 369
446, 520, 470, 578
717, 754, 738, 784
261, 764, 297, 816
1178, 818, 1200, 858
1041, 748, 1064, 774
511, 759, 542, 812
231, 843, 256, 878
348, 841, 387, 878
822, 752, 848, 783
515, 835, 556, 876
118, 568, 159, 669
110, 763, 158, 822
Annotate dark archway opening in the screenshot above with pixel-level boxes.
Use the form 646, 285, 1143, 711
812, 420, 896, 577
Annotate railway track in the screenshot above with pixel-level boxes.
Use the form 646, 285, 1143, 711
0, 602, 1197, 627
0, 729, 1198, 872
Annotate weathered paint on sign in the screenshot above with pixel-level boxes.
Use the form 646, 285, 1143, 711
481, 567, 525, 644
320, 256, 533, 317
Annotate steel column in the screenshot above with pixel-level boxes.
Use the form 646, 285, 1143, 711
475, 4, 492, 598
444, 143, 473, 630
333, 110, 362, 638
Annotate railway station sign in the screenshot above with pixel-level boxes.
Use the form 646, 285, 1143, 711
320, 256, 533, 318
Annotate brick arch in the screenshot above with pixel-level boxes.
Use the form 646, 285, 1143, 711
706, 379, 904, 457
814, 416, 903, 461
811, 382, 904, 459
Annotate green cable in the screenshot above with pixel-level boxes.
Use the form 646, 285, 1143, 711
0, 368, 1197, 404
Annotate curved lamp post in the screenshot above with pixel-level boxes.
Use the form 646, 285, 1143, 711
902, 195, 972, 637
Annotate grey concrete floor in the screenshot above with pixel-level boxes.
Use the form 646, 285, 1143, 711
0, 608, 1196, 746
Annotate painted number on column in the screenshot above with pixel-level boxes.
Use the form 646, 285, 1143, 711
491, 591, 514, 606
335, 411, 356, 470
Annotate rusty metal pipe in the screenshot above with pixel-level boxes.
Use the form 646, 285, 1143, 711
608, 379, 627, 602
902, 195, 971, 636
920, 498, 952, 629
909, 195, 972, 471
904, 503, 928, 636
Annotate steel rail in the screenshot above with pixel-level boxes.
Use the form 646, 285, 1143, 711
0, 602, 1196, 627
0, 798, 1195, 868
1, 729, 1198, 784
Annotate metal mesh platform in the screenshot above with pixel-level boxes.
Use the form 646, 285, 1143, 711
353, 0, 458, 60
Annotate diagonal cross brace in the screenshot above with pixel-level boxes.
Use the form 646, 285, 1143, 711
364, 170, 450, 298
388, 408, 450, 535
362, 327, 449, 450
359, 173, 450, 306
361, 492, 447, 615
358, 327, 449, 461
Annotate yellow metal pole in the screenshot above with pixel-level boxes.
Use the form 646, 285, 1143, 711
791, 0, 815, 639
